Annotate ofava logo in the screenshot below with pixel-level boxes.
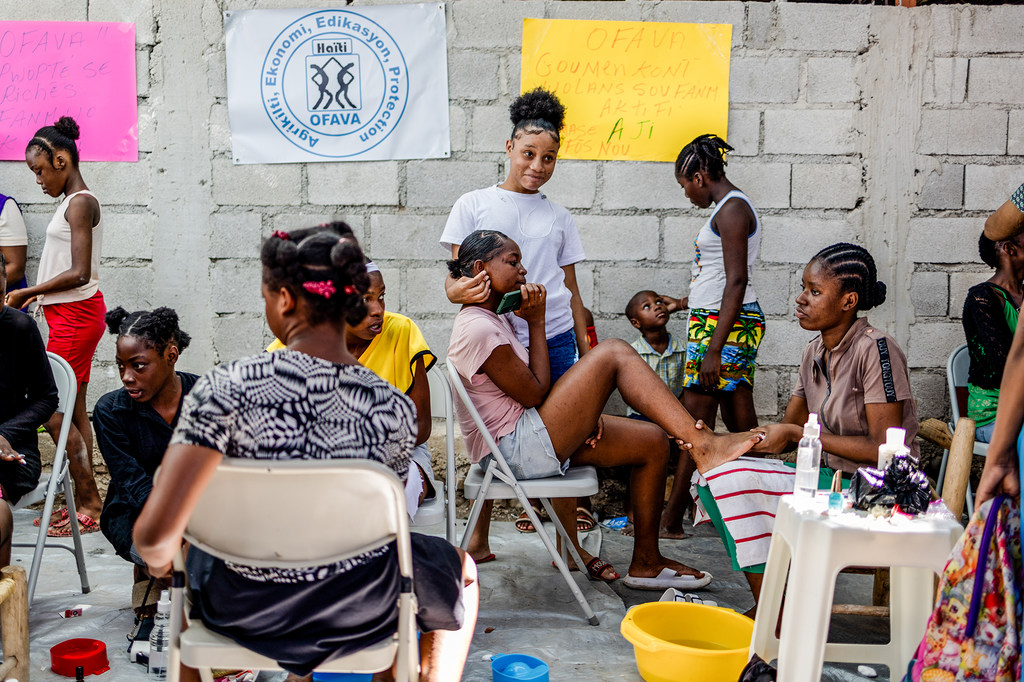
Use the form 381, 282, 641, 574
261, 10, 409, 158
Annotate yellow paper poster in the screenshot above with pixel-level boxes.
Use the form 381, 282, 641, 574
521, 18, 732, 162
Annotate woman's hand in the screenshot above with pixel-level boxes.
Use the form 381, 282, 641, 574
4, 289, 33, 310
585, 416, 604, 448
656, 294, 688, 314
446, 271, 490, 304
751, 423, 799, 454
673, 418, 706, 451
514, 283, 546, 324
975, 449, 1020, 506
698, 350, 722, 390
0, 435, 25, 465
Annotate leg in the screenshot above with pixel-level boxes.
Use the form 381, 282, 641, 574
464, 499, 494, 563
743, 571, 764, 618
45, 386, 103, 522
660, 442, 695, 539
0, 500, 11, 568
538, 339, 760, 472
682, 388, 720, 431
547, 497, 617, 580
719, 384, 759, 433
419, 550, 478, 682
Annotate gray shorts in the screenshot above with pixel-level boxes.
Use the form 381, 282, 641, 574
485, 408, 568, 480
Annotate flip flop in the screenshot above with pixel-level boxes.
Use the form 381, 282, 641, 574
659, 588, 718, 607
34, 506, 69, 527
474, 553, 496, 564
515, 508, 541, 533
551, 557, 619, 582
622, 567, 713, 591
47, 512, 101, 538
575, 507, 598, 533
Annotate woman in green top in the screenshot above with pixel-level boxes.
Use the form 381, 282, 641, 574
962, 230, 1024, 442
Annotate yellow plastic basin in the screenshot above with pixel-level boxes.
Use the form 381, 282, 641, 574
620, 602, 754, 682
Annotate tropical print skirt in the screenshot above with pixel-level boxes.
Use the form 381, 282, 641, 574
683, 302, 765, 392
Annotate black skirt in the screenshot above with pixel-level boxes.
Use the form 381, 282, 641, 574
186, 533, 463, 677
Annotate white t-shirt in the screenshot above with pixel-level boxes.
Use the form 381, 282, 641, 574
441, 185, 585, 347
688, 190, 761, 310
37, 190, 102, 305
0, 197, 27, 247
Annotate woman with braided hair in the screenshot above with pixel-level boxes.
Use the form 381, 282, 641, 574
654, 133, 765, 538
135, 224, 477, 682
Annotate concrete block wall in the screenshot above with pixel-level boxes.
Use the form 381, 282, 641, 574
1, 0, 1021, 424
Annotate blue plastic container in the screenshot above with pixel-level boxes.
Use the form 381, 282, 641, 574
490, 653, 550, 682
311, 673, 372, 681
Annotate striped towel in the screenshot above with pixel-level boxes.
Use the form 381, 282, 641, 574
690, 457, 796, 569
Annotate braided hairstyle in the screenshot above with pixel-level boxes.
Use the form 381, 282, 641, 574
261, 221, 370, 327
447, 230, 510, 280
978, 233, 1000, 268
510, 88, 566, 143
105, 306, 192, 355
27, 116, 81, 167
674, 134, 733, 181
811, 243, 887, 312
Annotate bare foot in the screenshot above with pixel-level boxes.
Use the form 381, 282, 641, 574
627, 556, 705, 580
659, 525, 687, 540
686, 430, 763, 474
620, 523, 634, 537
560, 548, 619, 581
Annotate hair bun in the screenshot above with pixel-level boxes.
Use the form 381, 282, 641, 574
509, 88, 565, 131
871, 281, 887, 308
104, 306, 129, 335
53, 116, 80, 141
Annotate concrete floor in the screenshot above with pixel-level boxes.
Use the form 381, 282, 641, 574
17, 510, 892, 682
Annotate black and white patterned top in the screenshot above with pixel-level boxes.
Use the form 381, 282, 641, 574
172, 350, 416, 583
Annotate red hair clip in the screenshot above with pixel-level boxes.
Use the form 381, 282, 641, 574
271, 230, 290, 240
302, 280, 336, 299
344, 285, 356, 295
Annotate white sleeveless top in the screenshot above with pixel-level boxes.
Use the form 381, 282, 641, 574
37, 190, 102, 305
687, 190, 760, 310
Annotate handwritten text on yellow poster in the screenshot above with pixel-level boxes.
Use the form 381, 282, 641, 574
521, 19, 731, 162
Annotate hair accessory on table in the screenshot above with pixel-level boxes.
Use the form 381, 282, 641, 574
302, 280, 336, 299
271, 230, 290, 240
344, 285, 356, 295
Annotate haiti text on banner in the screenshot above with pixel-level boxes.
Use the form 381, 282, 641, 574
225, 5, 449, 164
521, 18, 731, 162
0, 22, 137, 162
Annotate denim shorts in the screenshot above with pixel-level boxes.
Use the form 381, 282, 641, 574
547, 329, 579, 384
484, 408, 567, 480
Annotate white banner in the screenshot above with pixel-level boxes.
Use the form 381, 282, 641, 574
225, 5, 449, 164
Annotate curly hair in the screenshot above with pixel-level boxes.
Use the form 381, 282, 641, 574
979, 233, 1001, 269
261, 221, 370, 327
812, 242, 887, 312
26, 116, 81, 167
447, 230, 510, 280
674, 134, 733, 182
510, 88, 566, 142
105, 306, 192, 354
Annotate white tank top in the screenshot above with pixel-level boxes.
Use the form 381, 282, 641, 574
687, 190, 760, 310
36, 189, 102, 305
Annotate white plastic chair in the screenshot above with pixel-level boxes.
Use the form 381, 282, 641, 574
410, 364, 457, 543
445, 362, 601, 626
167, 458, 419, 682
936, 344, 988, 514
11, 352, 90, 604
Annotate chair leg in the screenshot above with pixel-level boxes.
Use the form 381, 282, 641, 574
936, 448, 949, 496
24, 474, 62, 603
459, 464, 496, 551
62, 470, 91, 595
529, 498, 598, 626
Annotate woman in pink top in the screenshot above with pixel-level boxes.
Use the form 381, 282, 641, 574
447, 229, 761, 590
7, 117, 105, 534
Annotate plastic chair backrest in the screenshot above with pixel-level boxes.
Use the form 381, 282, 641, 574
426, 364, 457, 542
427, 365, 453, 422
47, 352, 77, 417
946, 344, 970, 422
184, 459, 409, 570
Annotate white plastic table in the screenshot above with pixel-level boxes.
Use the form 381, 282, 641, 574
749, 494, 964, 682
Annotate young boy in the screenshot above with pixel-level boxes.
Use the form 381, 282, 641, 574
625, 290, 692, 538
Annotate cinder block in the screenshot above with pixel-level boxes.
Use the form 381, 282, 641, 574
137, 103, 156, 154
210, 212, 263, 260
403, 267, 453, 316
308, 162, 400, 207
547, 1, 640, 23
273, 213, 366, 245
2, 0, 87, 20
952, 6, 1024, 55
88, 0, 155, 45
86, 366, 122, 408
905, 218, 982, 264
726, 161, 791, 209
917, 164, 964, 210
209, 259, 264, 315
449, 105, 467, 153
908, 322, 963, 368
369, 214, 449, 260
602, 163, 680, 210
949, 270, 992, 319
99, 264, 153, 313
763, 110, 856, 156
758, 217, 854, 264
210, 102, 231, 154
595, 318, 649, 346
451, 0, 545, 49
968, 58, 1024, 105
929, 6, 962, 57
447, 51, 501, 101
573, 262, 595, 309
806, 57, 859, 104
744, 2, 775, 51
918, 109, 1007, 156
1010, 110, 1024, 156
646, 2, 746, 49
207, 46, 226, 99
406, 160, 498, 209
729, 57, 799, 104
86, 160, 153, 206
965, 165, 1024, 211
471, 106, 510, 154
102, 212, 154, 260
663, 215, 702, 264
727, 109, 759, 157
792, 163, 861, 209
910, 271, 949, 318
911, 370, 949, 425
753, 266, 792, 317
775, 4, 869, 53
755, 319, 815, 366
540, 161, 596, 210
753, 368, 780, 419
576, 215, 658, 262
136, 49, 150, 97
211, 314, 266, 364
4, 171, 51, 207
596, 266, 688, 316
923, 58, 968, 105
211, 158, 301, 206
415, 317, 458, 362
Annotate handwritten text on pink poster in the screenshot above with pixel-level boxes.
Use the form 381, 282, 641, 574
0, 21, 137, 162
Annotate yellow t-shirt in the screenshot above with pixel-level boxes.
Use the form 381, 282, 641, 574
265, 312, 435, 394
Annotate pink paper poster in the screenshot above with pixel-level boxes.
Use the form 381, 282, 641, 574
0, 21, 137, 162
